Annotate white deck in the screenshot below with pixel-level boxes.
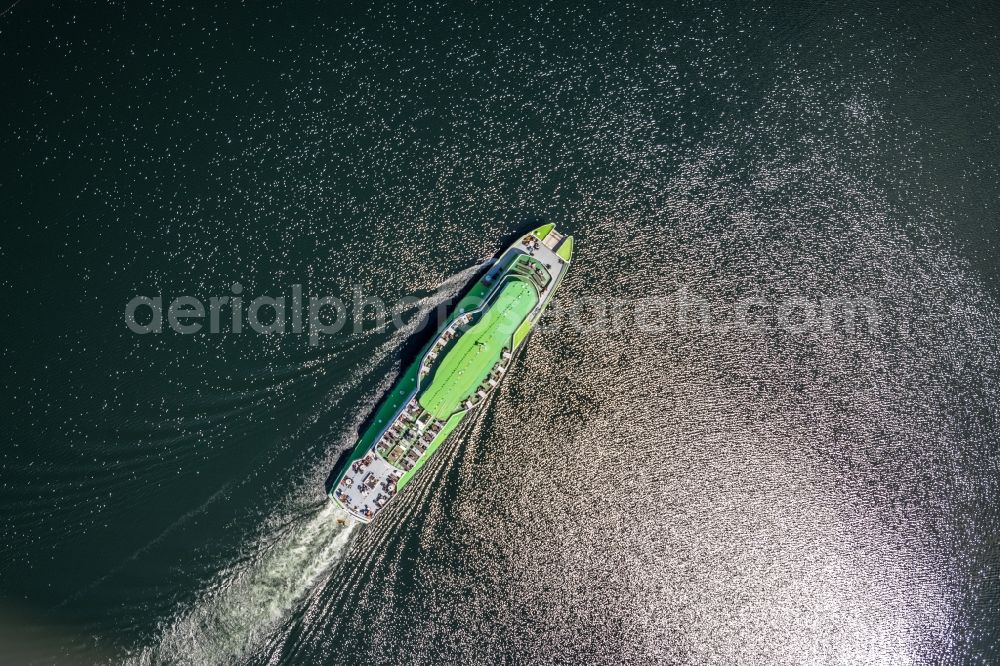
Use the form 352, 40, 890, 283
331, 452, 401, 522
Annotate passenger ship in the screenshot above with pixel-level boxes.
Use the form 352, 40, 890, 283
330, 224, 574, 522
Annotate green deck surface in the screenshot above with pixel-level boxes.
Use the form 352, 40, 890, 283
512, 317, 534, 349
532, 223, 554, 240
418, 280, 538, 420
556, 235, 574, 262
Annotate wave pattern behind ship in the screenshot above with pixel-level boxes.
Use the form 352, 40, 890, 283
330, 224, 574, 522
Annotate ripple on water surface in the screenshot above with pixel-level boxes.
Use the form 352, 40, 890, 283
2, 2, 998, 665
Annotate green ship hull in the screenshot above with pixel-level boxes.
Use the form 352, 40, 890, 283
330, 225, 574, 522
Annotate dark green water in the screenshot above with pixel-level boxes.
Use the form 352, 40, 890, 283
3, 1, 1000, 664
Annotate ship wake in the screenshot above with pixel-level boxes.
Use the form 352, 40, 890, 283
129, 503, 359, 666
127, 261, 491, 665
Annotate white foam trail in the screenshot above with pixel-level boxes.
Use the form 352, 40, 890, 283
129, 261, 490, 665
130, 504, 359, 666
